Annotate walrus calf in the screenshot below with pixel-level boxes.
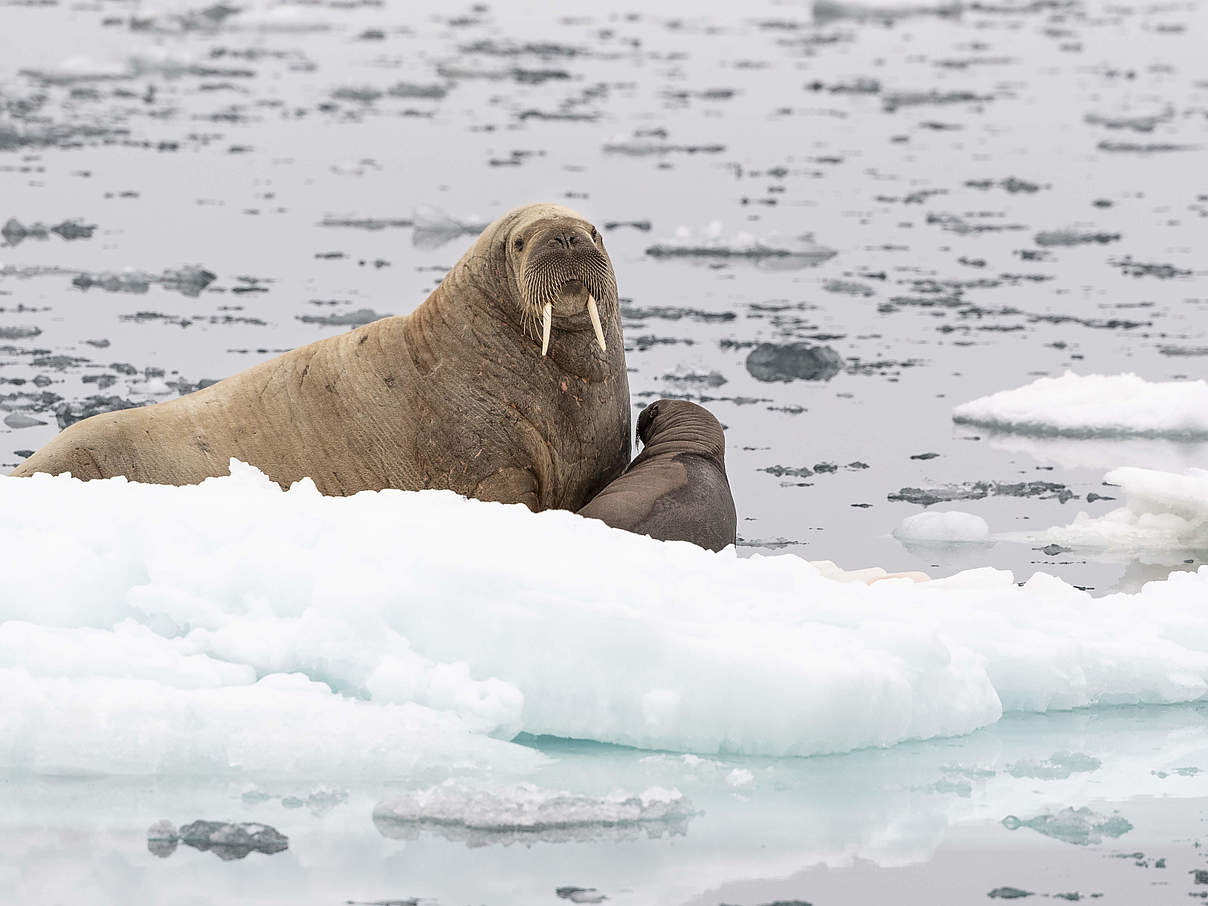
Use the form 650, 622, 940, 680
578, 399, 737, 551
12, 203, 631, 510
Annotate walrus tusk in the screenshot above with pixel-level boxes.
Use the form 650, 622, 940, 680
540, 302, 552, 356
586, 294, 606, 352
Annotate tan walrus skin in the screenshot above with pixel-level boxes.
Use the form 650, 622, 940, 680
579, 399, 737, 551
12, 203, 632, 510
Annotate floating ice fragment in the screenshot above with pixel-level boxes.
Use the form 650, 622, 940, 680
1006, 751, 1101, 780
146, 817, 288, 860
147, 819, 178, 857
411, 206, 487, 250
176, 820, 288, 860
373, 781, 695, 846
1001, 806, 1132, 846
953, 373, 1208, 439
557, 888, 607, 904
646, 224, 835, 268
725, 768, 755, 788
894, 511, 990, 543
1035, 467, 1208, 553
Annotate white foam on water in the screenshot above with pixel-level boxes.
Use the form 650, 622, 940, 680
1, 462, 1206, 778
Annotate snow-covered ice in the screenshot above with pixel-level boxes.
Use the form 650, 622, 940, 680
952, 372, 1208, 438
1035, 467, 1208, 554
893, 511, 991, 543
1, 462, 1207, 777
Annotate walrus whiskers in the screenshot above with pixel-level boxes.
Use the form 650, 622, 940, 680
517, 230, 617, 355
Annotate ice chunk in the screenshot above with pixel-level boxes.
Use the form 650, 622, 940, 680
953, 372, 1208, 438
894, 511, 991, 543
147, 817, 289, 860
557, 889, 607, 904
373, 780, 694, 845
1005, 751, 1102, 780
645, 223, 836, 268
1036, 467, 1208, 553
1002, 807, 1133, 846
411, 206, 487, 250
146, 819, 179, 857
175, 820, 289, 860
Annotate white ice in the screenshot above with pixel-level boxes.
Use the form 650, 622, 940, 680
893, 510, 990, 543
952, 371, 1208, 438
1, 461, 1206, 778
373, 780, 693, 837
1035, 466, 1208, 554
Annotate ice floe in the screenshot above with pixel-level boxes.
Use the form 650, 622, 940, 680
1, 461, 1206, 777
953, 372, 1208, 438
894, 511, 991, 543
645, 221, 836, 267
1036, 467, 1208, 554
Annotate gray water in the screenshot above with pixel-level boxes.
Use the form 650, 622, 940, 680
2, 0, 1207, 902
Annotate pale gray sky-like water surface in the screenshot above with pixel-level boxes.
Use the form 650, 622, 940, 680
2, 0, 1206, 590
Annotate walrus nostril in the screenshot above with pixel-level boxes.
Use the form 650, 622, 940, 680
548, 232, 579, 249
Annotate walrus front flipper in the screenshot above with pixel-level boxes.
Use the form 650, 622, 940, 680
578, 400, 737, 552
475, 467, 540, 512
11, 412, 129, 481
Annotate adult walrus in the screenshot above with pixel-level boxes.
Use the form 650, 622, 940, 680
12, 203, 631, 510
578, 399, 737, 551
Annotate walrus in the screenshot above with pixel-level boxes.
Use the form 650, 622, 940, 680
578, 399, 737, 551
12, 203, 631, 510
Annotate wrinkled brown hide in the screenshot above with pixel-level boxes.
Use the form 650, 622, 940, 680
12, 204, 632, 510
578, 399, 737, 551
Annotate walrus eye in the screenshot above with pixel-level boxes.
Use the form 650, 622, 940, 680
514, 237, 524, 251
590, 227, 597, 240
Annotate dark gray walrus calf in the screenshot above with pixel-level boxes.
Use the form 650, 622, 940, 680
12, 203, 631, 511
578, 399, 737, 551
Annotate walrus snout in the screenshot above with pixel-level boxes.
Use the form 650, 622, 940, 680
546, 229, 587, 250
517, 219, 616, 357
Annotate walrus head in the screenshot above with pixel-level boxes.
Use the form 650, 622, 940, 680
636, 399, 727, 462
501, 205, 619, 356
